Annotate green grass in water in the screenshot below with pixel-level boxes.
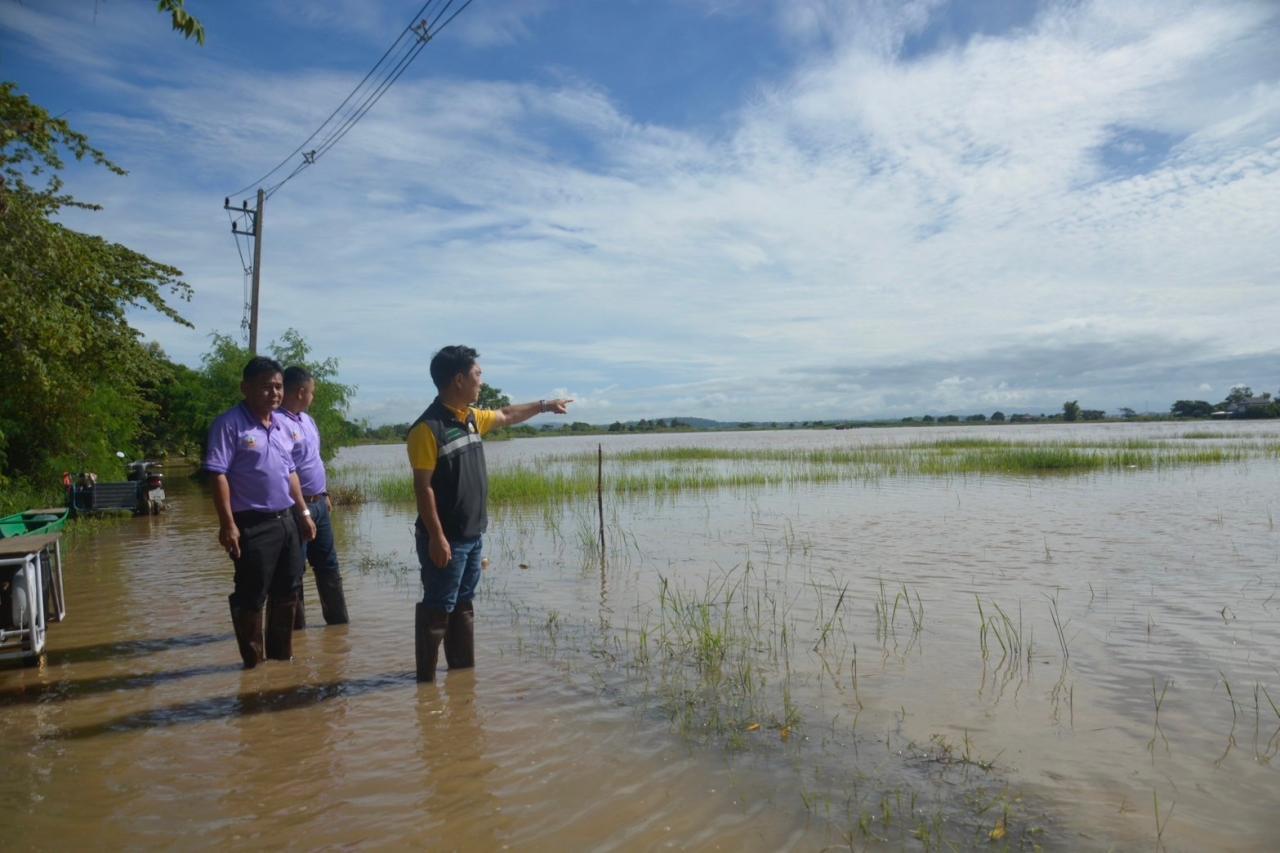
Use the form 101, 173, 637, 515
333, 437, 1260, 507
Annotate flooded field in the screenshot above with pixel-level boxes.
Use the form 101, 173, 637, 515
3, 421, 1279, 849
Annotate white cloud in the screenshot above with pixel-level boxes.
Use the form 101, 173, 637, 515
5, 0, 1278, 423
448, 0, 554, 47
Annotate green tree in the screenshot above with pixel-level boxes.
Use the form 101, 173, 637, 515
0, 84, 193, 485
1062, 401, 1081, 422
1170, 400, 1213, 418
478, 383, 510, 410
990, 411, 1006, 423
138, 347, 211, 457
1222, 385, 1253, 406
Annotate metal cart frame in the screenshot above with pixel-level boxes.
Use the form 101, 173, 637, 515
0, 533, 66, 665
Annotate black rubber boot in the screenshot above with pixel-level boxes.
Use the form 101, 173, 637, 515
265, 596, 296, 661
315, 571, 350, 625
444, 600, 475, 670
229, 598, 264, 669
415, 603, 448, 682
293, 583, 307, 630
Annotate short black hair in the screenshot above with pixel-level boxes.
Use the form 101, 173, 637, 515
242, 356, 284, 382
283, 365, 313, 392
430, 345, 479, 392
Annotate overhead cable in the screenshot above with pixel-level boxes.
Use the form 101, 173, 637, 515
227, 0, 474, 201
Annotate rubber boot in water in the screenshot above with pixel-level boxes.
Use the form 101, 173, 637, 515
292, 582, 306, 630
444, 600, 475, 670
265, 596, 297, 660
415, 603, 448, 682
315, 571, 350, 625
229, 598, 264, 669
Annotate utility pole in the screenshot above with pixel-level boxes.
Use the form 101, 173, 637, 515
225, 188, 266, 354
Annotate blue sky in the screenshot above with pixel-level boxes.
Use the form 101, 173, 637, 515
4, 0, 1278, 424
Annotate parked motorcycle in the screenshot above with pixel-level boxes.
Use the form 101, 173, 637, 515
123, 453, 166, 515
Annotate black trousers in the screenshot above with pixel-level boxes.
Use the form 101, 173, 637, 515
229, 510, 303, 610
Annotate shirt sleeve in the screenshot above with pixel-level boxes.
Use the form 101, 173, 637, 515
472, 408, 500, 436
406, 422, 437, 470
204, 414, 234, 474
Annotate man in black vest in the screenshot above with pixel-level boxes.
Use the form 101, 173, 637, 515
407, 345, 571, 682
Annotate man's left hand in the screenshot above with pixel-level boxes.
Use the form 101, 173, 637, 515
301, 515, 317, 542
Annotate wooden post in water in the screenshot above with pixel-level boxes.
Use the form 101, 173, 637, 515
597, 444, 605, 565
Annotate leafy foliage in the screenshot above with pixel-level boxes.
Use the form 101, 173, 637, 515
478, 383, 510, 410
1170, 400, 1214, 418
157, 0, 206, 45
0, 83, 192, 485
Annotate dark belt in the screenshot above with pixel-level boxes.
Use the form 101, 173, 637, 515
233, 508, 292, 527
304, 492, 327, 503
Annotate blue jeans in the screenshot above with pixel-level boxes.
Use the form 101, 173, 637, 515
305, 497, 341, 577
416, 529, 482, 612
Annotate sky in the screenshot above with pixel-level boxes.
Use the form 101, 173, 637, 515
3, 0, 1278, 424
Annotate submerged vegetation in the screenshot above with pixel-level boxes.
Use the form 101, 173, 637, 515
331, 435, 1273, 510
481, 524, 1061, 848
331, 425, 1278, 847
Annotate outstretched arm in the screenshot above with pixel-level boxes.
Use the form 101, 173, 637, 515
492, 398, 573, 428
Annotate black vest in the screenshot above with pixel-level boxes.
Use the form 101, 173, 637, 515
412, 399, 488, 540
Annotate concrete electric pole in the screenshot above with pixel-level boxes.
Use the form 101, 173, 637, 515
225, 188, 265, 354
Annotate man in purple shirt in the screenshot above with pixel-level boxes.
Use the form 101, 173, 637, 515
206, 356, 317, 668
280, 366, 349, 627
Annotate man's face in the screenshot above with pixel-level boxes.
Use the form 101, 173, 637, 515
454, 362, 483, 405
242, 371, 284, 418
293, 378, 316, 412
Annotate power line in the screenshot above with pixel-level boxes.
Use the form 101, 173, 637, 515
228, 0, 474, 200
265, 0, 475, 198
221, 0, 475, 352
227, 0, 435, 198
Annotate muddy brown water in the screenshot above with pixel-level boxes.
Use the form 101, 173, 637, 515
2, 422, 1278, 850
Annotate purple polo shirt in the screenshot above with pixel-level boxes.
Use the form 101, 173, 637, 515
205, 403, 297, 513
280, 408, 327, 496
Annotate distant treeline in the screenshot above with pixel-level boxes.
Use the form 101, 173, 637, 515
349, 387, 1280, 443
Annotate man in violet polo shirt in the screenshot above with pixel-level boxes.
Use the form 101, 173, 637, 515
280, 365, 349, 628
206, 356, 317, 669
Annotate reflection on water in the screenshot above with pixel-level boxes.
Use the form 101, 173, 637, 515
2, 423, 1279, 849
